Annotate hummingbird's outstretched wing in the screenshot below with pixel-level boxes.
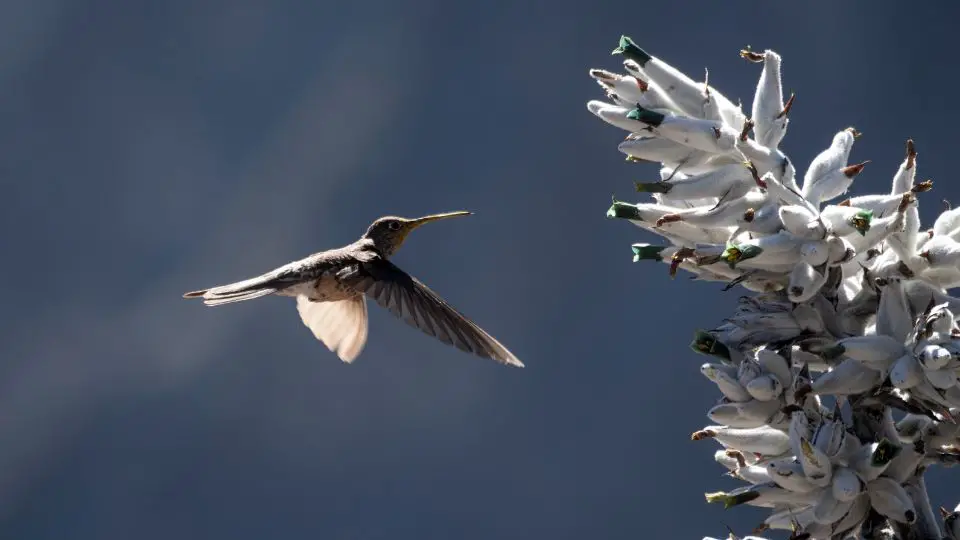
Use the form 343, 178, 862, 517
296, 295, 369, 363
341, 259, 524, 367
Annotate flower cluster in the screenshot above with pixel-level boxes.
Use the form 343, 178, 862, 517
588, 35, 960, 539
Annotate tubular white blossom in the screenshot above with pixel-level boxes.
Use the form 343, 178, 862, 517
590, 35, 960, 539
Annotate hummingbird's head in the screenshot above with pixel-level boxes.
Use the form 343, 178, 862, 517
363, 211, 472, 256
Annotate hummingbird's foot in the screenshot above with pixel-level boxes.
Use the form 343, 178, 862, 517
743, 208, 756, 223
837, 198, 852, 207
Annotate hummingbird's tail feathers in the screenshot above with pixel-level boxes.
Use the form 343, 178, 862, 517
182, 272, 285, 306
200, 288, 279, 306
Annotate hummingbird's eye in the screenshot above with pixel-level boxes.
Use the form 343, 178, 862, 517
387, 221, 401, 231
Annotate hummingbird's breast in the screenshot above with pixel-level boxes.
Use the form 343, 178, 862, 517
311, 272, 359, 301
282, 272, 359, 302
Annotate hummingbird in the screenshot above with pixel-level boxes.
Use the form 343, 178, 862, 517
183, 211, 523, 367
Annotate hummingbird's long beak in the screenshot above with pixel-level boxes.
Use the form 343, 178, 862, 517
408, 211, 472, 229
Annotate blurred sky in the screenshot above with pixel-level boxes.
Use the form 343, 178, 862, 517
3, 0, 960, 538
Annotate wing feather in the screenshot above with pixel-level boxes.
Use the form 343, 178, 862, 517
296, 295, 369, 363
344, 260, 523, 367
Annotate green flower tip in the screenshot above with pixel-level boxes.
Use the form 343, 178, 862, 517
607, 200, 640, 220
690, 330, 731, 360
872, 438, 902, 466
611, 35, 651, 67
626, 105, 665, 127
851, 210, 874, 236
631, 243, 667, 262
822, 343, 846, 360
739, 245, 763, 261
704, 490, 758, 509
634, 181, 670, 194
720, 244, 761, 268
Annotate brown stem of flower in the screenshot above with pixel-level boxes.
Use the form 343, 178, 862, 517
669, 247, 695, 279
739, 118, 754, 142
781, 404, 803, 416
744, 161, 766, 189
777, 93, 796, 119
725, 449, 747, 468
739, 48, 764, 63
656, 213, 683, 227
842, 160, 870, 178
691, 428, 717, 441
589, 69, 618, 82
794, 383, 813, 402
899, 192, 916, 213
912, 179, 933, 193
897, 260, 915, 279
905, 138, 917, 170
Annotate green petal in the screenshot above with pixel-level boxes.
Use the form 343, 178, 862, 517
607, 201, 642, 220
690, 331, 731, 360
611, 35, 652, 66
626, 105, 665, 127
631, 243, 667, 262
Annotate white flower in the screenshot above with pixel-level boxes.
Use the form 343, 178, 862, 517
590, 35, 960, 539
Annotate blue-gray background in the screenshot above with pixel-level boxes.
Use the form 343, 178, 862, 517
4, 1, 960, 538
